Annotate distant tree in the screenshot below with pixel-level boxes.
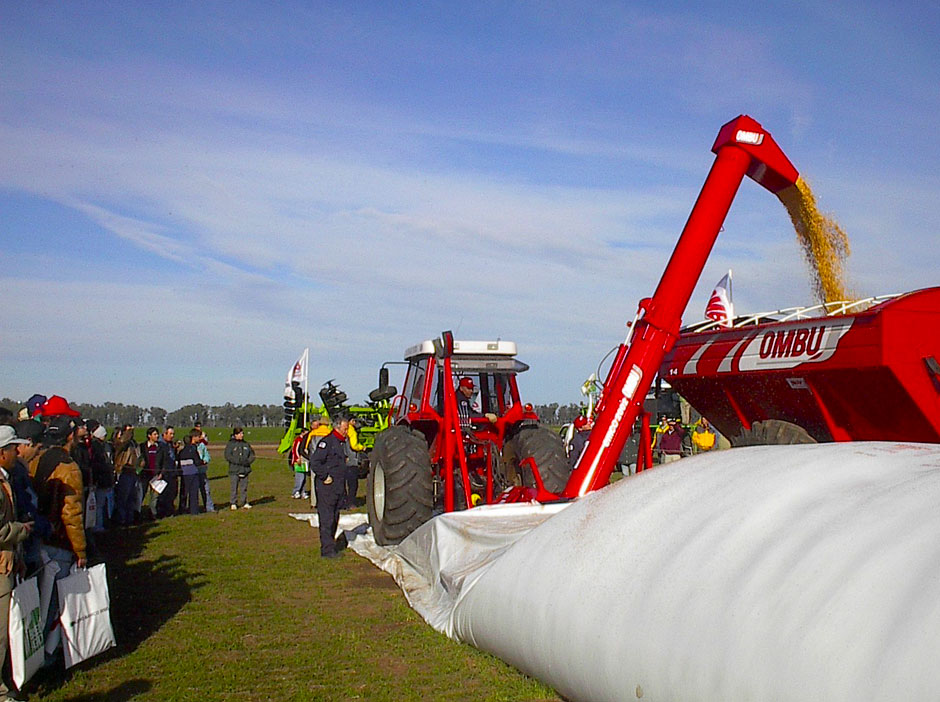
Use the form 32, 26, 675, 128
0, 398, 22, 416
149, 406, 168, 426
168, 404, 209, 428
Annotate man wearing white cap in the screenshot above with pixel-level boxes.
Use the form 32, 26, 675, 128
0, 425, 34, 701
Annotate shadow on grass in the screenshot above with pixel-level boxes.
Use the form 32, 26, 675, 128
220, 494, 277, 509
32, 523, 206, 697
62, 678, 152, 701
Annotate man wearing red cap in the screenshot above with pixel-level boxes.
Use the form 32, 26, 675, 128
568, 415, 594, 470
29, 414, 87, 665
456, 377, 481, 426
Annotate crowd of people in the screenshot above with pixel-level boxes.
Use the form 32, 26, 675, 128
0, 393, 262, 699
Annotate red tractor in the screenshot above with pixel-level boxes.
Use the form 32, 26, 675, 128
367, 332, 568, 545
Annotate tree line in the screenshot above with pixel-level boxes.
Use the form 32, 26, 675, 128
1, 398, 284, 429
2, 397, 586, 428
533, 403, 584, 426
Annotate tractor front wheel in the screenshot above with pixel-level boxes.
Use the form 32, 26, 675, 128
509, 426, 570, 494
367, 426, 433, 546
733, 419, 817, 447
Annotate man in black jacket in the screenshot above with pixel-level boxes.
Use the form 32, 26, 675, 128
309, 416, 349, 558
156, 427, 179, 518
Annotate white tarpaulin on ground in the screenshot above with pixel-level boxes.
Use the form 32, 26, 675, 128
310, 443, 940, 702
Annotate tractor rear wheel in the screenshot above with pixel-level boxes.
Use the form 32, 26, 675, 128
733, 420, 817, 447
368, 425, 433, 546
509, 426, 570, 494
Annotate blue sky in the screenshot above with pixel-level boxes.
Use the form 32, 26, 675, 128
2, 1, 938, 409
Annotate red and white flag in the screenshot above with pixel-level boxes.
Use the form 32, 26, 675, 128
705, 271, 734, 327
284, 348, 309, 400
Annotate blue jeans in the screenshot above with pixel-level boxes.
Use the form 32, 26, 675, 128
293, 471, 307, 495
198, 470, 215, 511
180, 474, 200, 514
41, 545, 76, 661
95, 488, 114, 530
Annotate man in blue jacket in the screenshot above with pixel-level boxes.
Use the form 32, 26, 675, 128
309, 416, 350, 558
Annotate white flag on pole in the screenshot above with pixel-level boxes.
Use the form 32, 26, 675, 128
705, 271, 734, 327
284, 348, 309, 400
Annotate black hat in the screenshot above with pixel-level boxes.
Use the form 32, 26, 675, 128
44, 415, 79, 443
14, 420, 43, 444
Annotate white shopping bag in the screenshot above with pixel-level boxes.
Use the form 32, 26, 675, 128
9, 576, 44, 688
56, 564, 116, 668
84, 490, 97, 529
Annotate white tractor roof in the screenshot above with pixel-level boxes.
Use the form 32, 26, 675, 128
404, 339, 517, 360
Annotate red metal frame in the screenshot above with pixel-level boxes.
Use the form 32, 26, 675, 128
393, 340, 547, 512
562, 115, 800, 498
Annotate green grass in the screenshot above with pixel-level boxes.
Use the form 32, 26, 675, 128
30, 451, 560, 702
131, 426, 287, 444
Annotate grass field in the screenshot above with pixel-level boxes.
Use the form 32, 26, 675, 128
130, 426, 286, 444
29, 449, 561, 702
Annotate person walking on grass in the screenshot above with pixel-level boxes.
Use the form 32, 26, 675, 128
225, 427, 255, 510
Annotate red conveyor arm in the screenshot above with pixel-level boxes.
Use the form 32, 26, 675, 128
561, 115, 799, 498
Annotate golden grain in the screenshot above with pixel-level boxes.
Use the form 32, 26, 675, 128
777, 177, 851, 303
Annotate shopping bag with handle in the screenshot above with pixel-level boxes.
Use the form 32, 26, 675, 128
9, 575, 44, 687
56, 563, 116, 668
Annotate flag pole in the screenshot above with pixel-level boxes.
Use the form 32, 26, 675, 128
302, 347, 309, 429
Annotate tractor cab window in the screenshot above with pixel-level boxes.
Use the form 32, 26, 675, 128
492, 374, 514, 414
398, 359, 427, 420
477, 374, 497, 414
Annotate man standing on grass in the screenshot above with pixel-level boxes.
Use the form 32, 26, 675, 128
0, 426, 33, 701
225, 427, 255, 510
139, 427, 165, 520
31, 414, 86, 664
195, 427, 215, 513
309, 416, 350, 558
156, 426, 179, 517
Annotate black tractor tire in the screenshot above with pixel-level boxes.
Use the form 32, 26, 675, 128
733, 419, 817, 447
367, 426, 434, 546
508, 426, 570, 494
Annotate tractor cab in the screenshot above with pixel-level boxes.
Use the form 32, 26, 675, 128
392, 339, 537, 447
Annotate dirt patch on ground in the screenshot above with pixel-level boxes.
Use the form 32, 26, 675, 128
352, 570, 400, 591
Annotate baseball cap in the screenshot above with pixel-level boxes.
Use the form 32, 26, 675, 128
14, 420, 43, 444
0, 425, 29, 449
458, 377, 475, 390
40, 395, 81, 418
44, 415, 80, 443
26, 394, 47, 417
